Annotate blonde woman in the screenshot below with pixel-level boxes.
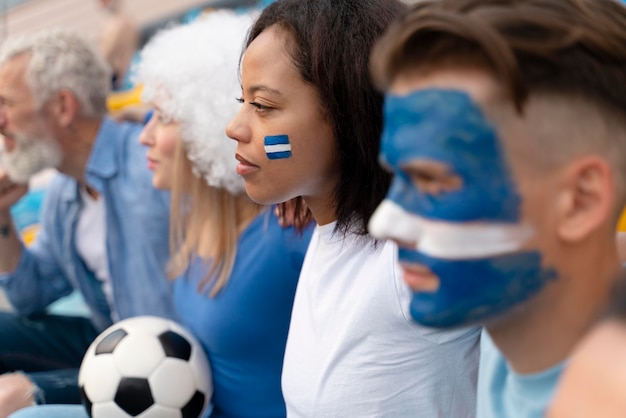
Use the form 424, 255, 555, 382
138, 11, 313, 418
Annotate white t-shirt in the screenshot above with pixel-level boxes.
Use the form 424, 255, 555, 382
282, 222, 481, 417
75, 187, 116, 319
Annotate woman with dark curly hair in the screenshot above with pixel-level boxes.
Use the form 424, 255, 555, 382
227, 1, 481, 416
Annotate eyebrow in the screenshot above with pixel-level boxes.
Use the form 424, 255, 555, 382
247, 84, 282, 96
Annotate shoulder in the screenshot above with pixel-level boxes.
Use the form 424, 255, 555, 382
93, 118, 143, 157
253, 207, 314, 248
114, 119, 144, 147
239, 208, 313, 268
100, 118, 169, 208
43, 172, 77, 206
104, 119, 152, 178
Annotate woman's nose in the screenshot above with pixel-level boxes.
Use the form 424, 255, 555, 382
139, 120, 155, 146
226, 108, 250, 144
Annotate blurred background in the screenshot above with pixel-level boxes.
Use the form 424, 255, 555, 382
0, 0, 422, 46
0, 0, 252, 44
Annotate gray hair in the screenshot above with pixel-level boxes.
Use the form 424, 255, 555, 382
0, 28, 111, 117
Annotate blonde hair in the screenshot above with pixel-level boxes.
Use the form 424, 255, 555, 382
136, 10, 262, 296
168, 140, 262, 296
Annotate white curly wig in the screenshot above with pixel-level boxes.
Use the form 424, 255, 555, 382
136, 10, 255, 194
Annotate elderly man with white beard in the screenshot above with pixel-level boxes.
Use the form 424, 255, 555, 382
0, 29, 176, 417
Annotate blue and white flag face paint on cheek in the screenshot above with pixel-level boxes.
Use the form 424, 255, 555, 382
369, 88, 557, 328
264, 135, 292, 160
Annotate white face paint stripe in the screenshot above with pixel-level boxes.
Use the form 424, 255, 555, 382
264, 144, 292, 153
370, 199, 534, 259
369, 199, 421, 243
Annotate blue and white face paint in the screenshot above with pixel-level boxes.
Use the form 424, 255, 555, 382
369, 88, 556, 328
264, 134, 292, 160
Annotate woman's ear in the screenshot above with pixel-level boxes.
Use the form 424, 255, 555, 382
555, 156, 614, 243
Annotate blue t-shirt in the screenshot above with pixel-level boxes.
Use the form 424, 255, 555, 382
477, 329, 564, 418
174, 208, 313, 418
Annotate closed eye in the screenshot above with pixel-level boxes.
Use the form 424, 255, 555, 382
410, 172, 462, 195
249, 101, 271, 112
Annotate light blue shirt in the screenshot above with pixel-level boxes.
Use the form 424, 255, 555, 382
0, 117, 177, 331
477, 329, 564, 418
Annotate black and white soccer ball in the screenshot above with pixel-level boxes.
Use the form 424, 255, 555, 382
79, 316, 212, 418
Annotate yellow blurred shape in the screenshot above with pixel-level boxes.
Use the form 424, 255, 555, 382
107, 84, 144, 111
618, 209, 626, 232
21, 224, 40, 247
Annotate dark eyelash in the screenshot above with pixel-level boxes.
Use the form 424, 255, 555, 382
235, 97, 244, 104
249, 101, 268, 110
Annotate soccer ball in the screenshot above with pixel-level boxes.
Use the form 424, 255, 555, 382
79, 316, 212, 418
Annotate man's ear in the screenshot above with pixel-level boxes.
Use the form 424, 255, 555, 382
555, 156, 614, 243
49, 89, 79, 128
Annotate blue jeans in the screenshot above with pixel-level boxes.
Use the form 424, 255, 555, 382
0, 312, 99, 404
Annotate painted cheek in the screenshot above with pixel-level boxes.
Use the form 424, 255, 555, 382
382, 89, 522, 223
385, 172, 439, 218
399, 249, 557, 328
264, 134, 292, 160
374, 196, 536, 260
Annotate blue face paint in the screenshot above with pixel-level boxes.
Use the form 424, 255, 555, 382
264, 135, 292, 160
399, 249, 556, 327
378, 89, 557, 328
382, 89, 521, 222
143, 109, 154, 126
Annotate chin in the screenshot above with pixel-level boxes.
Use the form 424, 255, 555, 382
152, 178, 169, 191
243, 184, 285, 205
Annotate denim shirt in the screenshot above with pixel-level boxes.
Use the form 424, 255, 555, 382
0, 117, 177, 331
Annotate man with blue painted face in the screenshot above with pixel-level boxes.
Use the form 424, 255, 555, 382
368, 0, 626, 417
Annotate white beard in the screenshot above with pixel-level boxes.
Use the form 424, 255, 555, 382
1, 133, 62, 184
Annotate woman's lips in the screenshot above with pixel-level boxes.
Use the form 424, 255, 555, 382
235, 153, 259, 176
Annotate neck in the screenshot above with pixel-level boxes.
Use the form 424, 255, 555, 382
487, 242, 620, 374
57, 117, 103, 182
235, 194, 263, 234
302, 191, 337, 226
